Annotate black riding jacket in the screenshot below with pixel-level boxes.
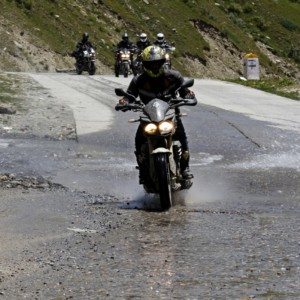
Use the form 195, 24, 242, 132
126, 69, 196, 105
128, 70, 197, 153
136, 40, 151, 53
116, 40, 135, 51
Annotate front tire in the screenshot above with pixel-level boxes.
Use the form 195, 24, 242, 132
88, 62, 96, 75
114, 63, 120, 77
76, 64, 83, 75
154, 153, 172, 210
123, 62, 129, 78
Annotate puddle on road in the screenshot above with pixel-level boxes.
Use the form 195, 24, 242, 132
119, 191, 188, 211
191, 153, 223, 166
109, 152, 228, 210
230, 151, 300, 171
119, 193, 161, 211
79, 152, 223, 171
0, 139, 12, 148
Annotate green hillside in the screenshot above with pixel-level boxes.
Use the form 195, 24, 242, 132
0, 0, 299, 77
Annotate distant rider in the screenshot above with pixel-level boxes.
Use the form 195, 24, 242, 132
116, 32, 135, 51
72, 32, 94, 61
115, 33, 136, 72
118, 45, 197, 183
136, 33, 151, 53
153, 32, 171, 49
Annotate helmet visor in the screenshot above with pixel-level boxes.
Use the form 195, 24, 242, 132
143, 59, 165, 74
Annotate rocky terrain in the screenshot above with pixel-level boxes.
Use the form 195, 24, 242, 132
0, 0, 299, 81
0, 73, 76, 140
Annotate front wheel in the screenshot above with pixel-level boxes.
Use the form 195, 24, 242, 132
88, 61, 96, 75
115, 64, 120, 77
123, 62, 129, 78
75, 63, 83, 75
154, 153, 172, 210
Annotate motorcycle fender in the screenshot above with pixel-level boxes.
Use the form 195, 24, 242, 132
151, 148, 171, 155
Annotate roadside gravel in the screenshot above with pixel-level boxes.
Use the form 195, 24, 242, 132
0, 72, 76, 140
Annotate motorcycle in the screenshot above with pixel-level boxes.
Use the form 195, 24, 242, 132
115, 48, 132, 78
75, 45, 96, 75
163, 46, 175, 70
115, 79, 196, 210
132, 55, 143, 76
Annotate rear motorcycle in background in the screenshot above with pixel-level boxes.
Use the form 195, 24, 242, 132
75, 46, 96, 75
163, 46, 175, 70
132, 55, 143, 76
115, 48, 132, 78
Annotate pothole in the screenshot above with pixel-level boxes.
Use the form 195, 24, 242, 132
0, 173, 66, 190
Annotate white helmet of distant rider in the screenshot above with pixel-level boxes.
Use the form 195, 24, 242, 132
140, 33, 148, 43
156, 32, 165, 45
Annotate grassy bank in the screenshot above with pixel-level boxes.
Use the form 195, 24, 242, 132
0, 0, 299, 75
231, 77, 300, 100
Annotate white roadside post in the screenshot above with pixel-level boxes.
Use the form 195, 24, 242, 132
243, 53, 260, 80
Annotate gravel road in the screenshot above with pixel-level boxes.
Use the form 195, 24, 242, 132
0, 73, 299, 299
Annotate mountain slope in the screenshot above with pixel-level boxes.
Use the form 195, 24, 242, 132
0, 0, 299, 79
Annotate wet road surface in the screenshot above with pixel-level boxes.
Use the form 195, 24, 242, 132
0, 74, 299, 299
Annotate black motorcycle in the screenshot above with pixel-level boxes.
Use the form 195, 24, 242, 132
115, 48, 132, 78
163, 45, 175, 70
115, 79, 196, 210
75, 45, 96, 75
132, 51, 144, 76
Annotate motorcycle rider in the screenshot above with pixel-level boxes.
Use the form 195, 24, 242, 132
72, 32, 94, 62
116, 32, 135, 50
132, 33, 151, 75
153, 32, 171, 49
136, 33, 151, 53
118, 45, 197, 184
115, 32, 136, 73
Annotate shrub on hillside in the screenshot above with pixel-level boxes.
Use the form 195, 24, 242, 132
252, 16, 268, 31
15, 0, 33, 10
280, 19, 298, 31
243, 5, 253, 14
227, 3, 242, 15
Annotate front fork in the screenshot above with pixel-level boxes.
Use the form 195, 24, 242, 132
147, 136, 178, 187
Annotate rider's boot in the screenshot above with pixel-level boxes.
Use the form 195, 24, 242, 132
135, 151, 147, 184
180, 150, 194, 180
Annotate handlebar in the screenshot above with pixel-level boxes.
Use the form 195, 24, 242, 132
115, 103, 144, 112
115, 97, 196, 112
115, 78, 196, 112
169, 97, 197, 108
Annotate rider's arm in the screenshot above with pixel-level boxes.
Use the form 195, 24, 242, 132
118, 77, 139, 105
126, 77, 139, 102
170, 70, 197, 105
179, 88, 197, 106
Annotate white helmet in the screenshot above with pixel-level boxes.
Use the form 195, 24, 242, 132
140, 33, 148, 43
156, 32, 165, 44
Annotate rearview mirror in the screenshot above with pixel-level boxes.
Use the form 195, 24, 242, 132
115, 88, 126, 96
181, 79, 194, 89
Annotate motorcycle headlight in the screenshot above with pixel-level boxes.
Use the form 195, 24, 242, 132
144, 123, 157, 135
158, 121, 174, 134
165, 53, 170, 60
